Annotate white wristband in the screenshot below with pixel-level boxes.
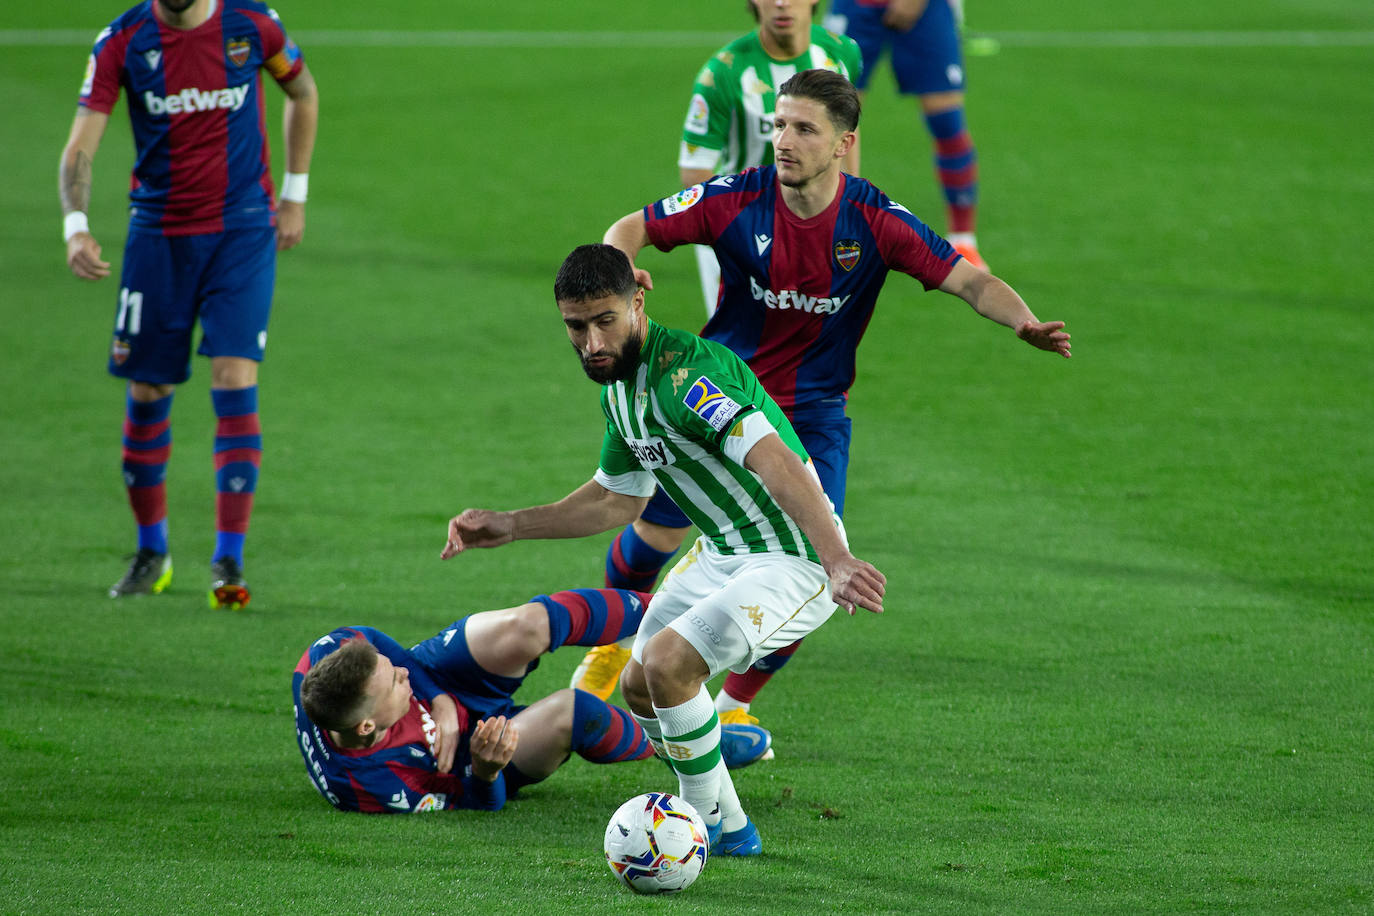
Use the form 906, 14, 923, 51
280, 172, 309, 203
64, 211, 90, 242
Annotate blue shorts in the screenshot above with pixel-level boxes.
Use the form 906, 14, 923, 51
408, 618, 530, 722
109, 226, 276, 385
640, 397, 853, 528
825, 0, 966, 95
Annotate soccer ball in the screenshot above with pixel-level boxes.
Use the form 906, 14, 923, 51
603, 792, 709, 894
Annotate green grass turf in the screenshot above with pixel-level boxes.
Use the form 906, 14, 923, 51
2, 1, 1372, 912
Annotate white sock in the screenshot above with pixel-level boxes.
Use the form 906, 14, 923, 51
714, 691, 749, 714
630, 710, 666, 760
655, 685, 746, 828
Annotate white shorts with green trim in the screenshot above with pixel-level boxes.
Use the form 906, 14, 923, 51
632, 536, 838, 678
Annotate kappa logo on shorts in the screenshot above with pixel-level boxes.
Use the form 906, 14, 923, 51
686, 612, 723, 645
683, 376, 743, 432
741, 604, 764, 631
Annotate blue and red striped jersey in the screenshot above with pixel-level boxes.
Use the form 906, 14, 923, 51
644, 166, 961, 410
293, 627, 504, 814
79, 0, 305, 236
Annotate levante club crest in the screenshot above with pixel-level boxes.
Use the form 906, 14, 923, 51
834, 240, 861, 272
226, 38, 251, 67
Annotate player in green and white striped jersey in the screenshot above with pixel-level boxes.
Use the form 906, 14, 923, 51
442, 245, 885, 857
679, 0, 862, 314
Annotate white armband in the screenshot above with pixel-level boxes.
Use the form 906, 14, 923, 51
280, 172, 309, 203
63, 211, 90, 241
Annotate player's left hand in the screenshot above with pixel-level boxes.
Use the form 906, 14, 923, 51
276, 200, 305, 250
1016, 319, 1072, 358
469, 715, 519, 782
428, 693, 461, 773
828, 554, 887, 615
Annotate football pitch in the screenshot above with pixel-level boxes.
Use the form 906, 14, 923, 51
2, 0, 1372, 912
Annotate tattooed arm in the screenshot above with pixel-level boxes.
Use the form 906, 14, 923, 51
59, 108, 111, 281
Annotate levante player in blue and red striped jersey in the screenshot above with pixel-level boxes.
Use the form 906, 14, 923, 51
59, 0, 318, 609
293, 589, 668, 814
587, 69, 1070, 745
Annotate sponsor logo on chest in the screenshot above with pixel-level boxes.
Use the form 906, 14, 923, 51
748, 275, 849, 315
142, 83, 250, 115
626, 436, 673, 469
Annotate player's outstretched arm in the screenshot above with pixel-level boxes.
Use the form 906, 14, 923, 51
441, 480, 648, 559
59, 107, 111, 281
602, 211, 654, 290
744, 435, 886, 615
939, 259, 1071, 358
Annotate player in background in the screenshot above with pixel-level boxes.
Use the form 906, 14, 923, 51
823, 0, 987, 267
442, 244, 887, 855
571, 0, 862, 724
677, 0, 861, 317
296, 589, 676, 814
589, 69, 1070, 746
60, 0, 318, 609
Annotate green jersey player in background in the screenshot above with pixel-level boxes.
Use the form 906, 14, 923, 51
679, 0, 862, 315
442, 244, 885, 857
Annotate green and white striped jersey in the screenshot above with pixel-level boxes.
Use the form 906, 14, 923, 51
594, 319, 819, 563
678, 26, 862, 176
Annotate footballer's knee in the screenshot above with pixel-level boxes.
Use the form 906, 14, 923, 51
642, 629, 709, 706
619, 659, 653, 716
466, 602, 550, 676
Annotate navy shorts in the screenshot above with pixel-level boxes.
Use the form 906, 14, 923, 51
407, 618, 530, 722
825, 0, 966, 95
109, 226, 276, 384
640, 397, 853, 527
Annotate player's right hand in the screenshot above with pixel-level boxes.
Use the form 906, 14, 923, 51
66, 232, 111, 281
469, 715, 519, 781
441, 509, 515, 558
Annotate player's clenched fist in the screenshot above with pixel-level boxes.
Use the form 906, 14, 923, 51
469, 715, 518, 782
441, 509, 515, 558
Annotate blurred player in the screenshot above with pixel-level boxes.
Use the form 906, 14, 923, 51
59, 0, 318, 609
573, 0, 862, 732
295, 589, 677, 813
442, 243, 887, 854
678, 0, 862, 316
823, 0, 987, 266
592, 69, 1070, 743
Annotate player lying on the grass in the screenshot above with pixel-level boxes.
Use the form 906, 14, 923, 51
292, 587, 772, 813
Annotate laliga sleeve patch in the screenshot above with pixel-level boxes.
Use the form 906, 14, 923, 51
683, 376, 744, 432
413, 793, 447, 812
685, 93, 710, 135
661, 184, 704, 215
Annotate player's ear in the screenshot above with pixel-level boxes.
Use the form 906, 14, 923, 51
835, 129, 856, 160
631, 288, 646, 315
354, 717, 376, 738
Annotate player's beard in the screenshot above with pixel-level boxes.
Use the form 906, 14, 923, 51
577, 328, 643, 385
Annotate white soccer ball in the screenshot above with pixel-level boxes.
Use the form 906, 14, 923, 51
603, 791, 709, 894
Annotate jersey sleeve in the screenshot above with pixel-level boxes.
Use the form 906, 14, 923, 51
859, 192, 961, 290
79, 26, 126, 113
678, 56, 734, 169
254, 7, 305, 83
663, 368, 761, 451
596, 419, 657, 497
644, 171, 760, 252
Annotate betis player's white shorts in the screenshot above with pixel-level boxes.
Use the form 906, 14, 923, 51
632, 536, 838, 677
